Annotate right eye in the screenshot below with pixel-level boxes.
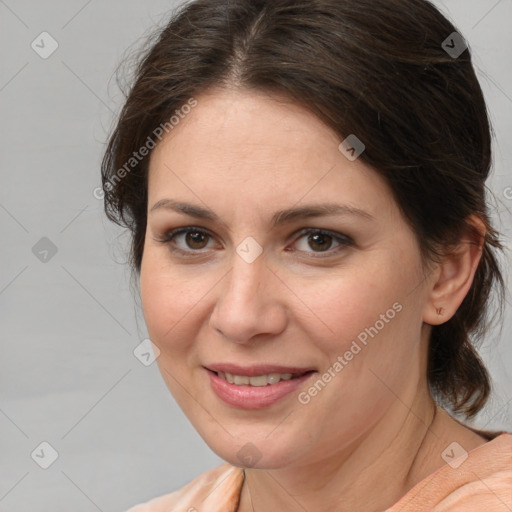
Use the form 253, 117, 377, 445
156, 226, 218, 256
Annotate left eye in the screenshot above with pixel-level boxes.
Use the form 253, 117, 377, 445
289, 228, 352, 256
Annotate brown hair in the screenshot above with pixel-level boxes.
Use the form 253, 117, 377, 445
101, 0, 505, 418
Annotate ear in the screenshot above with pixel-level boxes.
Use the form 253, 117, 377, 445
423, 215, 485, 326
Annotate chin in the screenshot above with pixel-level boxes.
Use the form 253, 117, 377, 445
200, 429, 301, 470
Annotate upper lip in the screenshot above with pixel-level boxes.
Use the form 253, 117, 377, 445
205, 363, 316, 377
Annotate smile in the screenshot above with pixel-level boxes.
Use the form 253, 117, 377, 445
205, 365, 316, 409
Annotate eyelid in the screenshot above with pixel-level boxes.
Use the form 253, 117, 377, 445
290, 227, 352, 244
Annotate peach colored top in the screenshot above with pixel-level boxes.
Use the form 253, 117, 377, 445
127, 432, 512, 512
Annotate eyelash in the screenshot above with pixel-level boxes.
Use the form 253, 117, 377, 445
155, 226, 353, 259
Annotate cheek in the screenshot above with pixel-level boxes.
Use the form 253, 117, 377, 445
296, 265, 423, 427
139, 248, 202, 351
311, 260, 413, 346
139, 250, 211, 408
305, 251, 424, 402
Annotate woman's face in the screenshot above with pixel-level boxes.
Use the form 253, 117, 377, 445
140, 87, 433, 469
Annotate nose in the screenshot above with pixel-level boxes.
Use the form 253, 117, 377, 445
209, 252, 288, 345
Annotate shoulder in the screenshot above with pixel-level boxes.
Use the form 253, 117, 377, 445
125, 463, 244, 512
430, 469, 512, 511
389, 433, 512, 512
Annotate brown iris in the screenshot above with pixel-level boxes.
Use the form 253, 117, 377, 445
186, 231, 209, 249
307, 232, 332, 252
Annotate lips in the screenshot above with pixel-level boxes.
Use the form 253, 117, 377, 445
205, 363, 316, 409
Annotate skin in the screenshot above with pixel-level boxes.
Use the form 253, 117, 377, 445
140, 86, 488, 511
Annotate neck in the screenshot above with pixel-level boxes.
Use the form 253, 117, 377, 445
238, 387, 442, 512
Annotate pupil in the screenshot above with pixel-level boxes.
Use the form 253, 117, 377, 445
187, 231, 207, 249
309, 233, 331, 251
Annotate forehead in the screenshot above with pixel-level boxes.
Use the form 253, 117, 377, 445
147, 87, 396, 221
152, 87, 338, 164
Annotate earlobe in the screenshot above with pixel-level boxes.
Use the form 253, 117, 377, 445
423, 216, 485, 326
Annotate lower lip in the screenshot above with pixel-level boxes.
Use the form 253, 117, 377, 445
207, 369, 315, 409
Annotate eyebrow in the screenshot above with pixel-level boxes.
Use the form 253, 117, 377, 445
150, 199, 374, 227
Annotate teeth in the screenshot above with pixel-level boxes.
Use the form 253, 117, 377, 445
267, 373, 281, 385
219, 371, 298, 386
249, 375, 268, 387
233, 375, 250, 385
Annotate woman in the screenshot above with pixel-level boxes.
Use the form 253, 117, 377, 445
101, 0, 512, 510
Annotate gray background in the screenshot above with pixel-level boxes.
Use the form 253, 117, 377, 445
0, 1, 511, 511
